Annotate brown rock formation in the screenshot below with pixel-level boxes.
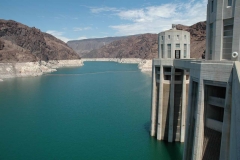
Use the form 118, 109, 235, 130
0, 38, 37, 62
0, 39, 4, 50
0, 19, 79, 62
82, 21, 206, 59
84, 34, 158, 59
176, 21, 206, 58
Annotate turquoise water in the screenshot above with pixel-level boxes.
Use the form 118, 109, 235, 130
0, 62, 183, 160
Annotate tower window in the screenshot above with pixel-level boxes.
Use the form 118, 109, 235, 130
167, 44, 171, 58
177, 35, 179, 40
184, 35, 186, 39
211, 0, 214, 12
161, 44, 164, 58
162, 36, 164, 40
209, 24, 213, 58
168, 35, 171, 39
228, 0, 232, 6
222, 18, 234, 60
184, 44, 187, 58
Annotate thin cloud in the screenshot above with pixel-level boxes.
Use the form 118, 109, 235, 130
46, 30, 89, 42
78, 36, 87, 40
90, 7, 120, 13
73, 27, 91, 32
89, 0, 207, 36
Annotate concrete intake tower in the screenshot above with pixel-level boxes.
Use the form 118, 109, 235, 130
150, 0, 240, 159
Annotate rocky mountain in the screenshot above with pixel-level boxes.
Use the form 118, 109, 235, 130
176, 22, 206, 58
84, 34, 158, 59
80, 21, 206, 59
67, 36, 136, 57
0, 19, 79, 62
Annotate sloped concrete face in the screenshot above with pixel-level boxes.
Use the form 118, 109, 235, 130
183, 80, 199, 160
230, 61, 240, 160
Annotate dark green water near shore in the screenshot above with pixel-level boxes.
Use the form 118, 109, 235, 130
0, 62, 183, 160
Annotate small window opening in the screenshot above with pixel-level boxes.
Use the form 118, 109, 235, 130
228, 0, 232, 6
184, 44, 187, 58
211, 0, 214, 12
161, 44, 164, 58
175, 75, 182, 81
167, 44, 171, 58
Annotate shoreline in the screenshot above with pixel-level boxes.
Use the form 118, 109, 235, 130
0, 58, 152, 81
82, 58, 152, 72
0, 60, 83, 80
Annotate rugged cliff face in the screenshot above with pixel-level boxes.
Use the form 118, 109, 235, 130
80, 21, 206, 59
0, 19, 79, 62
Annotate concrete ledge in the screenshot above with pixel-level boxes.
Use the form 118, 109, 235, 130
208, 96, 225, 108
163, 80, 182, 84
206, 118, 223, 132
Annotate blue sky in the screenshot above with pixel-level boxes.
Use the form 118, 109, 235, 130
0, 0, 207, 42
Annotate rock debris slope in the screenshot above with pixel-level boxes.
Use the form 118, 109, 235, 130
0, 19, 79, 62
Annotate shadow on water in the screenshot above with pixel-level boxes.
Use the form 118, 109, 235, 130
146, 121, 184, 160
144, 121, 151, 133
163, 141, 183, 160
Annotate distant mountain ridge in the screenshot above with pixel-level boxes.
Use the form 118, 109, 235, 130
0, 19, 79, 62
84, 34, 158, 59
69, 21, 206, 59
67, 36, 137, 57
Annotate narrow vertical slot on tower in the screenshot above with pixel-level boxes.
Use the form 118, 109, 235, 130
173, 69, 183, 141
162, 67, 171, 140
222, 18, 234, 60
185, 81, 198, 159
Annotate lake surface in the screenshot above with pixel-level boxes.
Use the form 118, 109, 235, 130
0, 62, 183, 160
